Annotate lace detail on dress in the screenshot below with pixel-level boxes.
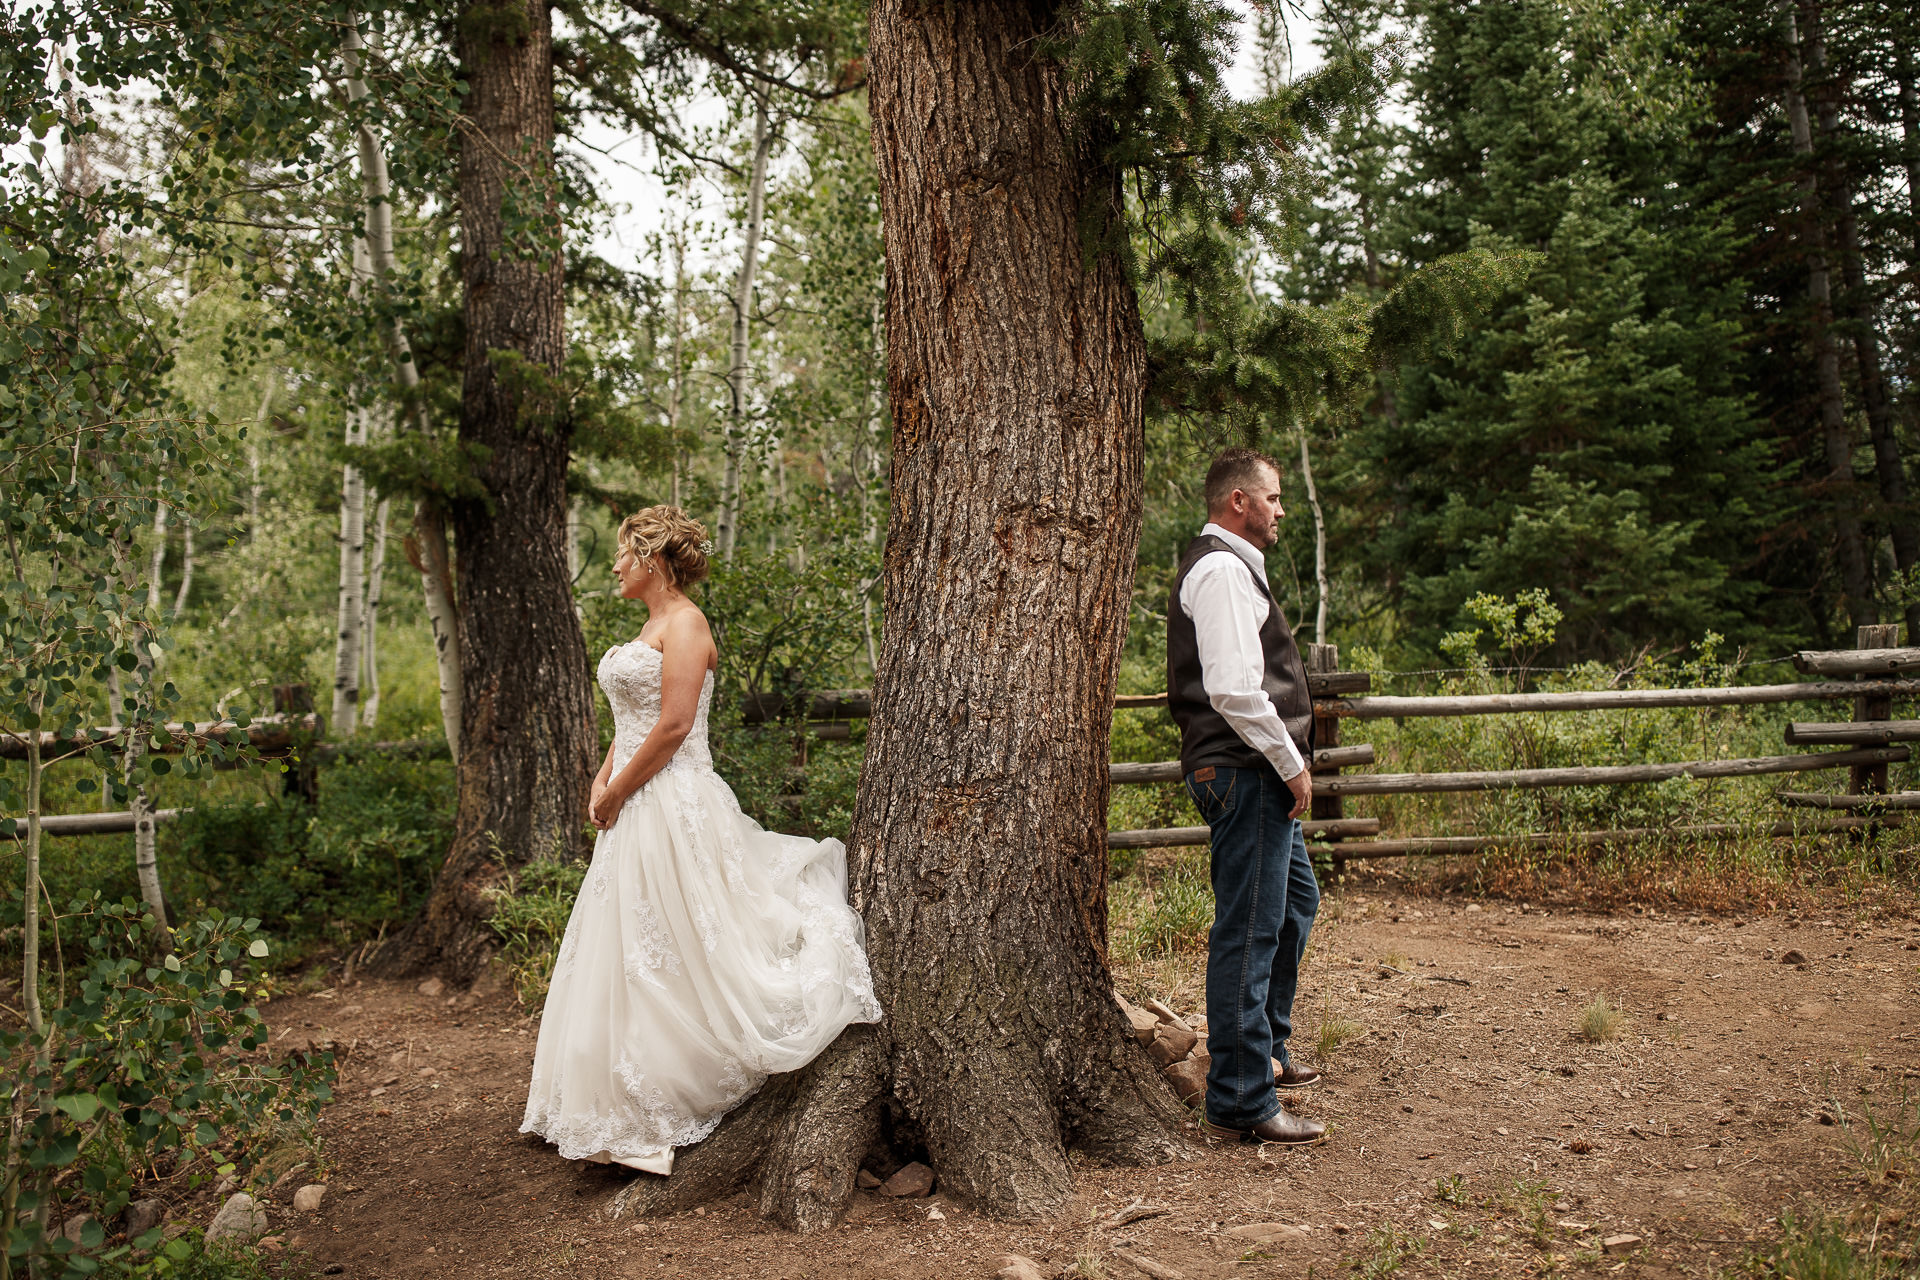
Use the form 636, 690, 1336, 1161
623, 900, 682, 986
599, 641, 714, 773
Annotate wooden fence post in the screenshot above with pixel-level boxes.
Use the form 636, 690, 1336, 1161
273, 683, 321, 804
1307, 644, 1343, 881
1850, 624, 1900, 797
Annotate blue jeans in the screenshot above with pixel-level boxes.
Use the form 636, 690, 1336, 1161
1186, 764, 1320, 1128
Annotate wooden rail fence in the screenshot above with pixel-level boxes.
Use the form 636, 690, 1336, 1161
13, 634, 1918, 861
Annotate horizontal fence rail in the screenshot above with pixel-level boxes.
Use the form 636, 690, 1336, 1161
1109, 744, 1374, 785
4, 809, 185, 837
0, 714, 322, 762
1793, 647, 1920, 675
1785, 719, 1920, 745
1324, 680, 1920, 719
1109, 818, 1379, 849
1314, 746, 1909, 797
1776, 790, 1920, 811
1306, 814, 1904, 860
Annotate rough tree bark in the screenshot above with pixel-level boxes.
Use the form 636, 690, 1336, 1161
1783, 8, 1875, 630
608, 0, 1186, 1231
385, 0, 594, 980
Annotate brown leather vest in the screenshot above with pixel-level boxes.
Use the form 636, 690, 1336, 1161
1166, 534, 1314, 774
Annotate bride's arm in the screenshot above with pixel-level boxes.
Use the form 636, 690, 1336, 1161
588, 738, 617, 829
591, 611, 715, 823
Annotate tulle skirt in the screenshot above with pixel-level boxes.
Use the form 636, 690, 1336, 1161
520, 759, 882, 1174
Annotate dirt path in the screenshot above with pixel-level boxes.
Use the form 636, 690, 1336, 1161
239, 886, 1916, 1278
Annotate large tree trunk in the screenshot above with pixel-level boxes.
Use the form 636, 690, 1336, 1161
390, 0, 593, 980
610, 0, 1185, 1231
1783, 8, 1875, 630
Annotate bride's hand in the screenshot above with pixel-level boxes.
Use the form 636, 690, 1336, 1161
589, 782, 622, 829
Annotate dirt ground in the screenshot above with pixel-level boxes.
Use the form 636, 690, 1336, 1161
229, 876, 1917, 1279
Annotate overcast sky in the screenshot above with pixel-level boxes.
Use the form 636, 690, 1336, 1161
574, 1, 1326, 281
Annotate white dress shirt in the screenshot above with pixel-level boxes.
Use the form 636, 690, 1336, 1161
1176, 522, 1308, 780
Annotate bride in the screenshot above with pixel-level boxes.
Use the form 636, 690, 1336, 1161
521, 505, 882, 1174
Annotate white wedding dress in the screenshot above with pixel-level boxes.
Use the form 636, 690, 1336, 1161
520, 639, 882, 1174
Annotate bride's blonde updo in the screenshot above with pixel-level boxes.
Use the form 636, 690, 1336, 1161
617, 505, 711, 588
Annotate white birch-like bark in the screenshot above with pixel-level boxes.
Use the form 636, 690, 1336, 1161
145, 504, 167, 610
361, 491, 390, 729
171, 518, 194, 614
343, 14, 461, 753
249, 375, 273, 539
667, 229, 688, 508
331, 395, 369, 736
717, 80, 774, 562
22, 690, 43, 1031
1298, 428, 1330, 644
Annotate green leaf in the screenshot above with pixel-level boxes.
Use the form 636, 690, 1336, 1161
247, 939, 269, 958
163, 954, 181, 972
54, 1093, 101, 1122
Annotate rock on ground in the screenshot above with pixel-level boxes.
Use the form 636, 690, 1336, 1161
293, 1184, 328, 1214
994, 1255, 1048, 1280
124, 1199, 165, 1239
205, 1193, 268, 1244
879, 1162, 935, 1198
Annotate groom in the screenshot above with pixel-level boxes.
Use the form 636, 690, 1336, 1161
1167, 447, 1327, 1146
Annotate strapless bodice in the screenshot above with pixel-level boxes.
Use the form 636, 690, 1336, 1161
598, 640, 714, 772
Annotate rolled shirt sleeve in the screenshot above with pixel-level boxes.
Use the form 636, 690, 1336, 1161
1177, 552, 1308, 781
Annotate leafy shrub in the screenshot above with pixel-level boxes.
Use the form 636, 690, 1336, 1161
484, 856, 587, 1007
164, 754, 455, 955
0, 901, 332, 1276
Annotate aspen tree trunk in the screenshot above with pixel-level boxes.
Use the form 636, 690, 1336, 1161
145, 505, 167, 610
362, 492, 390, 729
612, 0, 1183, 1230
171, 520, 194, 615
1299, 429, 1330, 643
667, 230, 688, 508
122, 636, 170, 943
249, 377, 273, 539
330, 382, 370, 737
391, 0, 593, 980
21, 693, 43, 1033
343, 15, 464, 756
717, 81, 774, 562
1784, 9, 1875, 629
1805, 6, 1919, 640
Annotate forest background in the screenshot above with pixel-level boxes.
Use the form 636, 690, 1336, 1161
7, 0, 1919, 956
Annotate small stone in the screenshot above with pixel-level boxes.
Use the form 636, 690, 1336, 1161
1164, 1058, 1208, 1105
293, 1184, 328, 1214
214, 1175, 238, 1198
879, 1162, 935, 1198
996, 1255, 1048, 1280
369, 1087, 387, 1098
1557, 1219, 1591, 1232
856, 1169, 882, 1190
417, 977, 445, 997
1122, 1002, 1160, 1048
418, 1066, 437, 1077
1142, 998, 1192, 1033
205, 1193, 268, 1245
258, 1236, 285, 1255
1148, 1026, 1198, 1066
1228, 1222, 1307, 1244
124, 1198, 165, 1239
927, 1206, 945, 1221
1332, 1222, 1350, 1234
1465, 904, 1482, 913
60, 1213, 96, 1245
1779, 950, 1807, 965
1602, 1233, 1642, 1254
1495, 1127, 1510, 1136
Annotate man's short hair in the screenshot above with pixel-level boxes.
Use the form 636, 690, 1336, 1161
1204, 447, 1283, 512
